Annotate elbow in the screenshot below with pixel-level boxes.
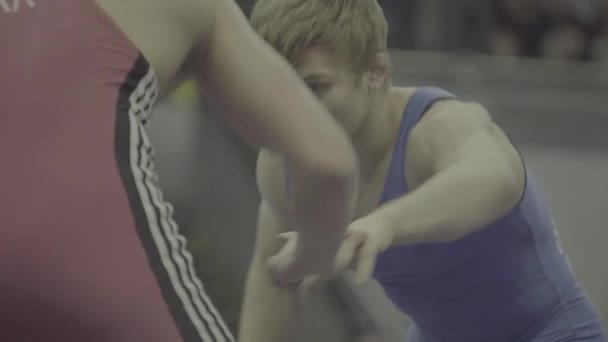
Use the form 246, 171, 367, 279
301, 141, 359, 187
476, 149, 526, 214
318, 152, 359, 201
325, 147, 359, 184
494, 143, 526, 209
491, 164, 526, 213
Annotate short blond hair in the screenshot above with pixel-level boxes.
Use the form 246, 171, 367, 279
251, 0, 388, 73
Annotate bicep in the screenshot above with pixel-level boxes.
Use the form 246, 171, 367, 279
192, 0, 301, 145
415, 102, 520, 175
406, 101, 525, 210
191, 0, 355, 172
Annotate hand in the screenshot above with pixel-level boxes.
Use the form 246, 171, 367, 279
267, 230, 358, 292
345, 214, 394, 283
277, 214, 394, 292
265, 231, 309, 286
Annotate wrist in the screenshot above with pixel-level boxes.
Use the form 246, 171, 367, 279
369, 211, 399, 251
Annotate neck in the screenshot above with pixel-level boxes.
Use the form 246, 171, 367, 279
351, 87, 410, 178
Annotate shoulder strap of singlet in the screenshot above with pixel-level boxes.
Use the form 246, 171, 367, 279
379, 87, 457, 203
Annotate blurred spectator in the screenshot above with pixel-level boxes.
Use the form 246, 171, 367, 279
489, 0, 607, 60
588, 0, 608, 61
539, 0, 606, 60
379, 0, 424, 49
490, 0, 550, 57
591, 26, 608, 61
441, 0, 497, 53
379, 0, 496, 52
240, 0, 607, 62
376, 0, 608, 62
540, 24, 587, 60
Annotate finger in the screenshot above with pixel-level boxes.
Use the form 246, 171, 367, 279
282, 232, 298, 246
277, 232, 297, 251
334, 231, 366, 272
354, 243, 378, 284
272, 234, 297, 259
270, 271, 300, 289
278, 232, 297, 239
266, 256, 299, 287
266, 248, 292, 273
297, 275, 324, 296
266, 255, 285, 274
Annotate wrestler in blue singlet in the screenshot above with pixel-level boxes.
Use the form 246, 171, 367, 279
374, 88, 605, 342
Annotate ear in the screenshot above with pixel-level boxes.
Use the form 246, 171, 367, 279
365, 51, 390, 90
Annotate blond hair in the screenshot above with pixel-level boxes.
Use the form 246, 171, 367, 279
250, 0, 388, 73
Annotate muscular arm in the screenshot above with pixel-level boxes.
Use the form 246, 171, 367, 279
372, 101, 525, 245
239, 153, 300, 342
185, 0, 358, 273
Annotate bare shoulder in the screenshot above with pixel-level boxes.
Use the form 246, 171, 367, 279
405, 99, 517, 185
256, 149, 289, 217
418, 100, 493, 135
408, 100, 494, 158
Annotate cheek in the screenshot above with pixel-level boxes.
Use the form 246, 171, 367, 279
322, 87, 359, 116
321, 89, 368, 132
323, 97, 353, 124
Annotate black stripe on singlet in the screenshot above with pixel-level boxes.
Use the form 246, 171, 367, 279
114, 55, 209, 342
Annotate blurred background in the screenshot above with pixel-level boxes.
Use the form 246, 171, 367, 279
150, 1, 608, 341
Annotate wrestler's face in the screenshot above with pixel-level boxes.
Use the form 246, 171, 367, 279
294, 46, 389, 137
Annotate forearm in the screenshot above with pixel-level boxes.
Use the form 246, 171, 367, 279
287, 164, 357, 271
198, 0, 358, 270
239, 262, 300, 342
375, 163, 521, 245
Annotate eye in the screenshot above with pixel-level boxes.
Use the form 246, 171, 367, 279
308, 82, 330, 96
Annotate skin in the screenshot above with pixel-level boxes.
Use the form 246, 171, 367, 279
239, 45, 525, 342
94, 0, 359, 279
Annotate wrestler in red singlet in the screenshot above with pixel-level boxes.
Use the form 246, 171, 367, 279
0, 0, 236, 341
0, 1, 238, 342
0, 0, 361, 338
